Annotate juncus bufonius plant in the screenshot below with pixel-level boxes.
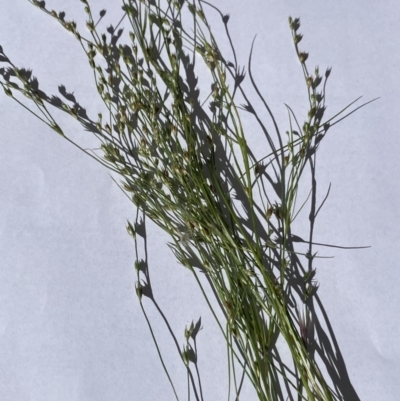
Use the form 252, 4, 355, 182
0, 1, 377, 400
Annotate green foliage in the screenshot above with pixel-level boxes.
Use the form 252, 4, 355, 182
0, 1, 377, 400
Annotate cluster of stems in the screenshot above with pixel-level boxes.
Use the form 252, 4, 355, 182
0, 1, 375, 400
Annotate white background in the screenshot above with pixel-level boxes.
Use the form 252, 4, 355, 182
0, 1, 399, 400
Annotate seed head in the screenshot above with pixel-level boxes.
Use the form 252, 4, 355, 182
182, 347, 190, 366
126, 221, 136, 238
135, 282, 142, 301
86, 21, 95, 32
134, 260, 140, 273
294, 34, 303, 44
298, 52, 308, 64
3, 87, 12, 97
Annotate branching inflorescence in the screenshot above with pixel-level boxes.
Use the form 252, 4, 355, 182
0, 1, 377, 400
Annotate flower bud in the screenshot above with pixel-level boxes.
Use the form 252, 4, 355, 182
284, 155, 290, 167
308, 107, 317, 119
135, 282, 142, 301
294, 34, 303, 44
198, 9, 205, 22
298, 52, 308, 64
3, 87, 12, 97
182, 347, 190, 366
86, 21, 95, 32
126, 221, 136, 238
134, 260, 140, 273
51, 122, 64, 136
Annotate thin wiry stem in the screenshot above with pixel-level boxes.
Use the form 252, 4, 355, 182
0, 3, 375, 401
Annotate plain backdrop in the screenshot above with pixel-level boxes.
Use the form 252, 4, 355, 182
0, 1, 399, 400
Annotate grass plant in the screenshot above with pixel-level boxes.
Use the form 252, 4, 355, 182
0, 1, 377, 400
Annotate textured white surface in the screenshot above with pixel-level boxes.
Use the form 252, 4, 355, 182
0, 1, 399, 400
